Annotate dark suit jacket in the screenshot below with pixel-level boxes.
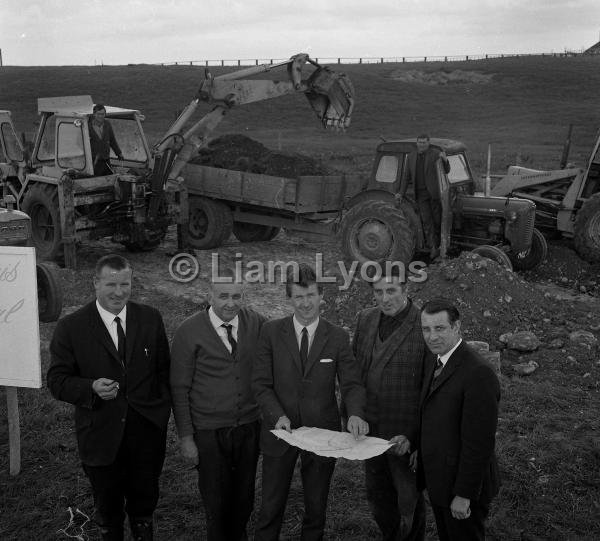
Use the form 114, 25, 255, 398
352, 303, 426, 444
89, 119, 122, 161
417, 341, 500, 507
399, 147, 450, 200
47, 301, 171, 466
252, 316, 366, 456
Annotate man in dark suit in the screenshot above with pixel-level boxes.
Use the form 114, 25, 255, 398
47, 254, 171, 541
89, 104, 124, 175
398, 134, 450, 259
253, 263, 368, 541
170, 268, 266, 541
418, 299, 500, 541
353, 267, 427, 541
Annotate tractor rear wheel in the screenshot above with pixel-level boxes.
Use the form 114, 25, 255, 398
340, 200, 415, 265
187, 196, 233, 249
233, 222, 280, 242
21, 183, 62, 261
472, 245, 514, 271
37, 262, 63, 322
574, 192, 600, 263
509, 228, 548, 270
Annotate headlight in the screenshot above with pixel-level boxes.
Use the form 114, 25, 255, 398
506, 211, 518, 222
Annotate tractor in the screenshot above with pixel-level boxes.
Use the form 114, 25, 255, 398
339, 138, 546, 271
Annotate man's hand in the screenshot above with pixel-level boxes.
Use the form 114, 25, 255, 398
450, 495, 471, 520
179, 435, 199, 465
409, 450, 418, 471
275, 415, 292, 432
92, 378, 119, 400
347, 416, 369, 439
388, 434, 411, 456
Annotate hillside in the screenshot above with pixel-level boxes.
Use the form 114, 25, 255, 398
1, 55, 599, 174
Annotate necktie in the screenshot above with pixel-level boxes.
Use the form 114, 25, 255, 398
433, 356, 443, 379
222, 323, 237, 356
114, 316, 126, 365
300, 327, 309, 371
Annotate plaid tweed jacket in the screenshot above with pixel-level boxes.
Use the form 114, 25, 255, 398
352, 301, 427, 445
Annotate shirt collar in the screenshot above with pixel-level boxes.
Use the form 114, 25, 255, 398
208, 306, 239, 332
96, 299, 126, 327
438, 338, 462, 366
293, 315, 319, 338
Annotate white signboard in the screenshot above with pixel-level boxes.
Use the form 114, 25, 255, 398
0, 247, 41, 388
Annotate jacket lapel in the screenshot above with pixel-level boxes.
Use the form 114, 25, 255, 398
305, 319, 329, 375
427, 341, 464, 397
377, 305, 419, 366
88, 302, 120, 364
281, 316, 303, 374
125, 302, 139, 366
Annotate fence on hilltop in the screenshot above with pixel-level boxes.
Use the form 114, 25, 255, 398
154, 51, 583, 67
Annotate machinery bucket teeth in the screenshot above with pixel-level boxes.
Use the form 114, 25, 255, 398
306, 68, 355, 130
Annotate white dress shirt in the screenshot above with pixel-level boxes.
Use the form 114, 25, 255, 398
438, 338, 463, 367
292, 316, 319, 353
208, 306, 239, 354
96, 300, 127, 350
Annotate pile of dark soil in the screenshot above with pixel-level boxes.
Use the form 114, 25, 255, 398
323, 251, 596, 346
191, 133, 332, 176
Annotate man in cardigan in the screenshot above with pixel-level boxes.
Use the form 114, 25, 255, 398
353, 267, 427, 541
170, 268, 266, 541
89, 104, 124, 176
398, 134, 450, 260
253, 263, 368, 541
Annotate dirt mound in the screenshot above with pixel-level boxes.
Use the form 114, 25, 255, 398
389, 69, 494, 85
191, 134, 332, 176
323, 251, 565, 344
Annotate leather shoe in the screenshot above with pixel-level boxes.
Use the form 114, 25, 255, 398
130, 518, 153, 541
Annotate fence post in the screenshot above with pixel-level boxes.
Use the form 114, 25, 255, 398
221, 59, 224, 66
270, 59, 273, 64
444, 56, 447, 62
402, 57, 405, 63
380, 57, 384, 63
424, 56, 427, 62
238, 59, 241, 66
466, 55, 469, 61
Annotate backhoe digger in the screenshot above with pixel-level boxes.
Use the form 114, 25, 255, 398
0, 54, 354, 267
491, 126, 600, 263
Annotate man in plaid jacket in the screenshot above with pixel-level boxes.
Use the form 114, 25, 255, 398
353, 267, 427, 541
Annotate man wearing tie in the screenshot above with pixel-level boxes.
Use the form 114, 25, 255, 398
418, 299, 501, 541
48, 255, 171, 541
253, 263, 369, 541
170, 268, 266, 541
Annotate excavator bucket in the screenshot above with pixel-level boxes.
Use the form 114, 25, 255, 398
305, 67, 355, 130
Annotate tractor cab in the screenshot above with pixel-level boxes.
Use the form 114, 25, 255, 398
31, 96, 151, 179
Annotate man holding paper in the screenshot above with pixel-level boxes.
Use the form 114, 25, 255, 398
353, 266, 427, 541
252, 263, 368, 541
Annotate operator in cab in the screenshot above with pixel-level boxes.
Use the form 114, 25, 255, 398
89, 104, 124, 175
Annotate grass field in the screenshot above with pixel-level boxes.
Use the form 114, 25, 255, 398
1, 56, 600, 540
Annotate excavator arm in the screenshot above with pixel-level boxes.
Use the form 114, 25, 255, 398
153, 54, 354, 182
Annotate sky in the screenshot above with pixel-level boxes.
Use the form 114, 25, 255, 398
1, 0, 599, 66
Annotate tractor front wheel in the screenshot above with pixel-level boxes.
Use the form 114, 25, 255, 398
471, 245, 514, 272
509, 228, 548, 270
